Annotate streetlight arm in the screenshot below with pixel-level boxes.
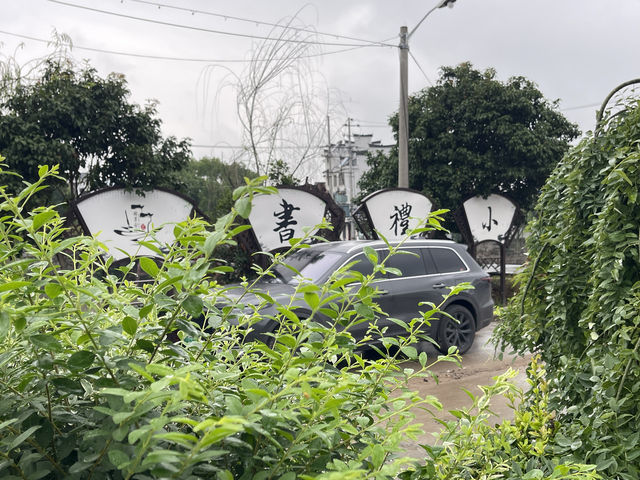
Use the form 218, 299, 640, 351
408, 0, 456, 40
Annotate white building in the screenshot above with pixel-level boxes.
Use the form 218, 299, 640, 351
323, 133, 393, 238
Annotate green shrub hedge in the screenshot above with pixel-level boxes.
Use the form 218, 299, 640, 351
0, 160, 598, 479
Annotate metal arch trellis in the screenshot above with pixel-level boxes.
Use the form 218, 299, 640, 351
595, 78, 640, 134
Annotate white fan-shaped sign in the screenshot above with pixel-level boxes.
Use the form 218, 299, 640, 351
249, 188, 326, 251
75, 189, 195, 260
463, 194, 516, 243
364, 190, 432, 240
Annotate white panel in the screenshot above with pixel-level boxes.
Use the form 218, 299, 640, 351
364, 190, 432, 240
249, 189, 326, 252
76, 189, 194, 260
463, 194, 516, 243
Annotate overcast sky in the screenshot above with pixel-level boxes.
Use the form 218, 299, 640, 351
2, 0, 640, 173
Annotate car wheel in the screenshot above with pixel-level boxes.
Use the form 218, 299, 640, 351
436, 305, 475, 355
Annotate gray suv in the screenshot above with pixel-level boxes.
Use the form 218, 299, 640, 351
233, 239, 493, 354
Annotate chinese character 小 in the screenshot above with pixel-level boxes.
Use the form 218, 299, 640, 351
482, 206, 498, 232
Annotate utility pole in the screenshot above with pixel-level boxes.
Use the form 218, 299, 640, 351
397, 0, 457, 189
325, 114, 332, 193
398, 26, 409, 188
345, 117, 358, 205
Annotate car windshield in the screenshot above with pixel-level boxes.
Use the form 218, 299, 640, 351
272, 249, 343, 285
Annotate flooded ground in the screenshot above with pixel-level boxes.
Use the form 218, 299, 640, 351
398, 320, 532, 456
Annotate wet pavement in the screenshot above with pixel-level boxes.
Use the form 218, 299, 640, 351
398, 320, 532, 456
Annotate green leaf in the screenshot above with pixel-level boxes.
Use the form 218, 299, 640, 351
522, 470, 543, 480
138, 257, 159, 278
9, 426, 40, 450
235, 197, 252, 219
135, 339, 154, 353
107, 449, 129, 468
122, 316, 138, 336
30, 334, 63, 352
401, 346, 418, 360
44, 282, 63, 299
363, 246, 378, 265
154, 432, 198, 447
418, 351, 427, 367
13, 316, 26, 331
0, 281, 30, 293
32, 210, 57, 231
229, 224, 252, 236
0, 418, 18, 430
217, 471, 234, 480
136, 241, 164, 256
51, 377, 83, 394
304, 292, 320, 310
203, 231, 225, 256
370, 444, 385, 470
277, 473, 296, 480
128, 362, 154, 381
182, 295, 203, 317
0, 312, 10, 341
67, 350, 96, 371
112, 425, 128, 442
139, 304, 153, 319
128, 426, 153, 444
147, 363, 174, 377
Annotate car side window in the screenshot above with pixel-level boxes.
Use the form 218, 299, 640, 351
428, 247, 467, 273
343, 251, 388, 281
347, 253, 374, 277
385, 248, 427, 278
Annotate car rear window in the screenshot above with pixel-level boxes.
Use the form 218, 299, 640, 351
429, 248, 467, 273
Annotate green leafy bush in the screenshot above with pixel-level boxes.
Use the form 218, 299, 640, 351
400, 357, 599, 480
0, 161, 454, 479
495, 100, 640, 478
0, 159, 600, 479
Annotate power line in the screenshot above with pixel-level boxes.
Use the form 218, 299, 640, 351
409, 51, 434, 86
191, 144, 324, 149
48, 0, 395, 48
561, 102, 601, 112
0, 28, 371, 63
122, 0, 393, 47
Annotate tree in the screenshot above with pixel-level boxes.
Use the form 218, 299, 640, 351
358, 63, 580, 213
267, 158, 299, 186
0, 57, 190, 203
173, 156, 257, 221
213, 12, 343, 183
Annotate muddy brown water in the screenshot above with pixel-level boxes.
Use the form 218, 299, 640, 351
396, 321, 532, 457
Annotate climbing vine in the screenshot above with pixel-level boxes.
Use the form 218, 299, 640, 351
495, 99, 640, 479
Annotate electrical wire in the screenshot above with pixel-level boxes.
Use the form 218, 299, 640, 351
48, 0, 395, 48
0, 29, 374, 63
561, 102, 601, 112
191, 144, 323, 149
409, 51, 433, 86
121, 0, 392, 47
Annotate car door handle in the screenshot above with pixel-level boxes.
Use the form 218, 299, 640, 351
433, 283, 447, 289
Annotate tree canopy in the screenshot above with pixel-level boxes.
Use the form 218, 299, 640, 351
358, 63, 580, 213
173, 156, 257, 222
0, 58, 190, 202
